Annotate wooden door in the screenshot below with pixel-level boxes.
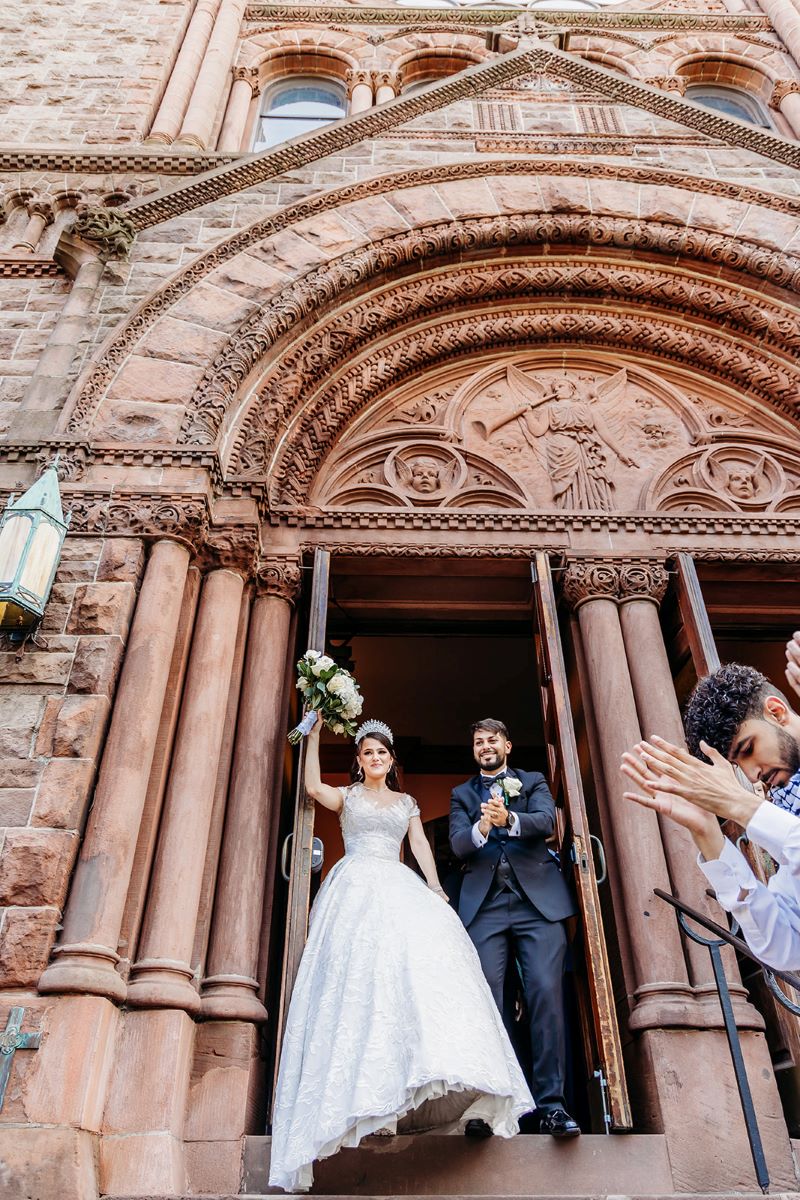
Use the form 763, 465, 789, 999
532, 552, 632, 1130
274, 548, 330, 1054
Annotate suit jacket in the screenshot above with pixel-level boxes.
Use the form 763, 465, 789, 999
450, 767, 578, 928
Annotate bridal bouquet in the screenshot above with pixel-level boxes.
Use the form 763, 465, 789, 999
287, 651, 364, 743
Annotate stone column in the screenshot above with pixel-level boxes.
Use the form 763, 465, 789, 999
217, 66, 259, 151
347, 68, 374, 114
175, 0, 248, 150
126, 567, 245, 1011
562, 560, 692, 1023
617, 562, 732, 991
202, 556, 301, 1020
146, 0, 222, 145
770, 79, 800, 137
39, 540, 191, 1001
12, 199, 53, 252
758, 0, 800, 68
373, 69, 399, 104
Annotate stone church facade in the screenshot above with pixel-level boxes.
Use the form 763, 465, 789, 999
2, 0, 800, 1196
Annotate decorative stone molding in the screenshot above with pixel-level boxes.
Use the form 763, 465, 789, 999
73, 207, 136, 259
0, 148, 237, 173
243, 6, 771, 32
200, 525, 260, 574
26, 198, 55, 224
770, 79, 800, 109
255, 555, 303, 603
371, 68, 399, 91
561, 558, 669, 609
0, 257, 62, 277
32, 445, 89, 483
120, 41, 800, 233
61, 156, 800, 439
57, 492, 210, 547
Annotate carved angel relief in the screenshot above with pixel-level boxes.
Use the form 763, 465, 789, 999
309, 355, 800, 516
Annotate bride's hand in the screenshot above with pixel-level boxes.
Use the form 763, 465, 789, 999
429, 883, 449, 903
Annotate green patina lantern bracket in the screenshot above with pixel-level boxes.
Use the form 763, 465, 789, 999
0, 457, 69, 643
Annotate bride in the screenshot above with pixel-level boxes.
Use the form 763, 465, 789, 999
268, 716, 534, 1192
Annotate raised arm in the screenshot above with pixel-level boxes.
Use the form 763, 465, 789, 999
304, 718, 344, 812
407, 814, 448, 900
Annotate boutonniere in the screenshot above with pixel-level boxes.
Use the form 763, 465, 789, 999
501, 777, 522, 804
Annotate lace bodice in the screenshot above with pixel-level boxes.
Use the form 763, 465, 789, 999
339, 784, 420, 861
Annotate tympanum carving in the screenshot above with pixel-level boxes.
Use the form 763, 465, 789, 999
648, 445, 800, 513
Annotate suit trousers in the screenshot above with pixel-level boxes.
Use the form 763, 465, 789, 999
468, 887, 568, 1112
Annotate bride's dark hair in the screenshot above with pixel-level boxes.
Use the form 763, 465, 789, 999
351, 731, 402, 792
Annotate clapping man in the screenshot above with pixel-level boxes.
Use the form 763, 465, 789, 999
621, 642, 800, 971
450, 719, 579, 1138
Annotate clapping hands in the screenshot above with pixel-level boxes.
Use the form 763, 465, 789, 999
787, 632, 800, 700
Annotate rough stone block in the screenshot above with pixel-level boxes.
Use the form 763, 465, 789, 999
36, 694, 110, 760
99, 1130, 186, 1197
0, 828, 78, 907
68, 635, 125, 696
32, 758, 96, 830
0, 649, 73, 687
0, 758, 41, 788
97, 537, 145, 584
66, 582, 136, 637
185, 1138, 243, 1196
0, 694, 44, 757
0, 905, 60, 985
0, 787, 34, 825
0, 1126, 98, 1200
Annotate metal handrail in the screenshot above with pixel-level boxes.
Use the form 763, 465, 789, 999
654, 887, 790, 1196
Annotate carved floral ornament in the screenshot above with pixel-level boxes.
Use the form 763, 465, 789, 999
304, 356, 800, 520
561, 559, 670, 610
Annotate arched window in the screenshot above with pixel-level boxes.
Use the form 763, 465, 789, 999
685, 84, 770, 128
253, 78, 346, 151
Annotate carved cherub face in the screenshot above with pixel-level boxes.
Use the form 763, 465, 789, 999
725, 466, 758, 499
409, 457, 442, 493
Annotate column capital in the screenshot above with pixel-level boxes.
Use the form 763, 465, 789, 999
770, 78, 800, 109
371, 69, 399, 89
255, 554, 302, 603
561, 559, 620, 610
199, 524, 259, 575
649, 74, 688, 95
233, 65, 260, 95
26, 198, 55, 224
618, 560, 669, 606
561, 558, 669, 609
346, 68, 373, 95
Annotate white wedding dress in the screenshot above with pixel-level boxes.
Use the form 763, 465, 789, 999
269, 783, 534, 1192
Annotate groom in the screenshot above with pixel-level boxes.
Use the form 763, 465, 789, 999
450, 718, 579, 1138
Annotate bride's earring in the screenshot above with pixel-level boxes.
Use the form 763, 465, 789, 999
356, 766, 365, 782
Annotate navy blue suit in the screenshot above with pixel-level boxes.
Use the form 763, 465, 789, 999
450, 767, 577, 1112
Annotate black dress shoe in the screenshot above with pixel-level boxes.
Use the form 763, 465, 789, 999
464, 1118, 493, 1138
537, 1108, 581, 1138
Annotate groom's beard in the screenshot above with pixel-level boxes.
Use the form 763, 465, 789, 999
475, 750, 506, 772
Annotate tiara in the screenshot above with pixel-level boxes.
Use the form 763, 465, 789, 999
355, 719, 394, 745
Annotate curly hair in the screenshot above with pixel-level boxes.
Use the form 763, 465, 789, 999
683, 663, 789, 760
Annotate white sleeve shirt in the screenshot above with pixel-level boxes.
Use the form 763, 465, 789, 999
471, 811, 520, 848
698, 801, 800, 972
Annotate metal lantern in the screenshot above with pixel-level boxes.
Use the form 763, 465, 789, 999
0, 462, 68, 638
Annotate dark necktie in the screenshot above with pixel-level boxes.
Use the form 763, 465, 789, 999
480, 773, 506, 791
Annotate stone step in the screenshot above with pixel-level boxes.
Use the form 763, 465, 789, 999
242, 1133, 675, 1197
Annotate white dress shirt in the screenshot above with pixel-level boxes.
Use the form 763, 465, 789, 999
471, 775, 521, 847
699, 801, 800, 972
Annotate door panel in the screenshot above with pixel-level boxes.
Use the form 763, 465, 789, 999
532, 552, 632, 1131
275, 548, 330, 1052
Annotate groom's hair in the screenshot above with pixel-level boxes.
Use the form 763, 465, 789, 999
470, 718, 510, 740
683, 663, 789, 760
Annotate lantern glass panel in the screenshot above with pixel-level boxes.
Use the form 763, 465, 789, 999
19, 521, 60, 600
0, 514, 32, 586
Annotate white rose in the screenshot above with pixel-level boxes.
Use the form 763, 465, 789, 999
326, 674, 346, 695
311, 654, 336, 676
296, 677, 311, 692
503, 777, 523, 798
342, 699, 361, 719
330, 720, 346, 734
305, 650, 321, 660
